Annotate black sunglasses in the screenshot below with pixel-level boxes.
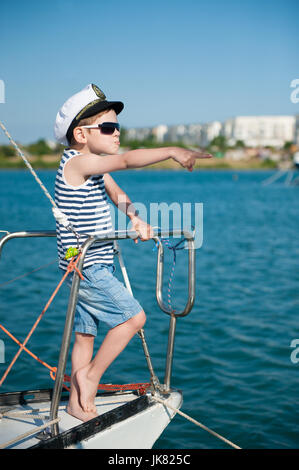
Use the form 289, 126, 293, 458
81, 122, 120, 135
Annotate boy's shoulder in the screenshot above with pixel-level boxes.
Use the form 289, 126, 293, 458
59, 148, 82, 162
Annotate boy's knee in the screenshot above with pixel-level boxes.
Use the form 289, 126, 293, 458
131, 310, 146, 331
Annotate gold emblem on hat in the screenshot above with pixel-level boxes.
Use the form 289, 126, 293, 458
75, 99, 102, 120
92, 84, 106, 101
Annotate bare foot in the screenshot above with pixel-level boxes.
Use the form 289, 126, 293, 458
67, 403, 98, 422
75, 366, 98, 413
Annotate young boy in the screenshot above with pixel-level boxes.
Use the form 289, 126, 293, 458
54, 83, 211, 422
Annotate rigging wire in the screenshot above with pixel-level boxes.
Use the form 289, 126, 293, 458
0, 121, 56, 208
0, 120, 81, 245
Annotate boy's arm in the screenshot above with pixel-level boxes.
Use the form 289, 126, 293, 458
68, 146, 212, 177
104, 173, 153, 243
104, 173, 138, 218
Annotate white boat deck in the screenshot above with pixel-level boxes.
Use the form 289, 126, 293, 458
0, 390, 182, 449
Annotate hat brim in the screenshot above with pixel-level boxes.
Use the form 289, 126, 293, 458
66, 100, 124, 144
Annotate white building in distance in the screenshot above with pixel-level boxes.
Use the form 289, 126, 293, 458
152, 124, 168, 143
222, 115, 295, 148
125, 127, 152, 141
125, 115, 296, 148
200, 121, 222, 147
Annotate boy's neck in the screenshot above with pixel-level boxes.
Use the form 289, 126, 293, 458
69, 142, 88, 152
69, 142, 104, 155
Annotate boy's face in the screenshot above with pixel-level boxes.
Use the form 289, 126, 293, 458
82, 109, 120, 155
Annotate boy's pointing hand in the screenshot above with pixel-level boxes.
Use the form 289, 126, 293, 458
172, 147, 213, 172
130, 216, 154, 244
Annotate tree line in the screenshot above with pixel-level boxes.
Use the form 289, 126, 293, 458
0, 139, 64, 159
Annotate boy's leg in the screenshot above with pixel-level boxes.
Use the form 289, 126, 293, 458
76, 310, 146, 413
67, 332, 98, 421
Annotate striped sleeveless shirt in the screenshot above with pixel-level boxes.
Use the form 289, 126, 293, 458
55, 148, 114, 270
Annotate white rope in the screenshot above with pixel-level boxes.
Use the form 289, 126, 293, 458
0, 121, 72, 230
0, 417, 60, 449
152, 395, 242, 449
0, 410, 50, 420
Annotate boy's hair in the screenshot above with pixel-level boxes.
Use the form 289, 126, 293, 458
69, 108, 112, 146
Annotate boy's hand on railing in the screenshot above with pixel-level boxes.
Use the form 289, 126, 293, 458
171, 147, 213, 171
130, 216, 154, 244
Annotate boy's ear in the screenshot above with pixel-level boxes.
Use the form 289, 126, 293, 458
73, 126, 87, 144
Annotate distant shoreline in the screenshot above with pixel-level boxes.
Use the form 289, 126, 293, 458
0, 154, 283, 171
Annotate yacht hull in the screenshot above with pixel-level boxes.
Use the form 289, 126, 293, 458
0, 387, 182, 449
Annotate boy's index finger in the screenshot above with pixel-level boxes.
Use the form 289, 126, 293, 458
196, 153, 213, 158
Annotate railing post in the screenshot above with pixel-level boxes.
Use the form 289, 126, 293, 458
49, 237, 94, 436
49, 261, 83, 436
164, 314, 177, 391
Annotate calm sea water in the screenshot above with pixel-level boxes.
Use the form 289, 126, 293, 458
0, 168, 298, 449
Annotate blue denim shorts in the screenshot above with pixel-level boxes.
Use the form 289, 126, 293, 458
65, 263, 143, 337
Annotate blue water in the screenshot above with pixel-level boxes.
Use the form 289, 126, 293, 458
0, 169, 299, 449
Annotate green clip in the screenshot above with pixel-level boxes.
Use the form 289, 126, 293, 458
65, 246, 79, 260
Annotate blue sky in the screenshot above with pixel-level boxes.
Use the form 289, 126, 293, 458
0, 0, 298, 144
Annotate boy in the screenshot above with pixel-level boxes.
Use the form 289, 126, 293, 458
54, 83, 211, 422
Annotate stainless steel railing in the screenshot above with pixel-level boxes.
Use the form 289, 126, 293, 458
155, 229, 195, 317
154, 230, 195, 391
0, 228, 196, 436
